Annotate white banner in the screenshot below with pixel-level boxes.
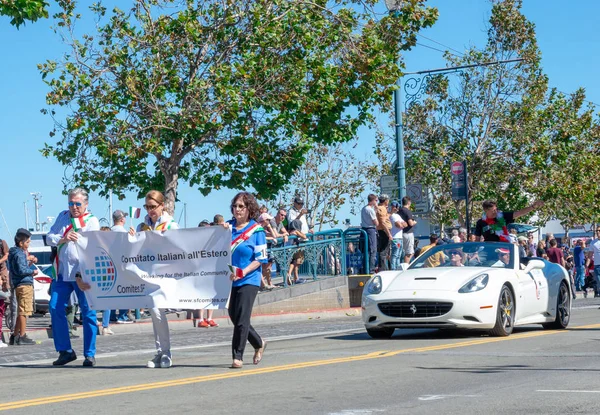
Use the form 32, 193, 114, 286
75, 227, 231, 310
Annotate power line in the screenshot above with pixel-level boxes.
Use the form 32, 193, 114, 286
417, 34, 465, 56
415, 42, 463, 59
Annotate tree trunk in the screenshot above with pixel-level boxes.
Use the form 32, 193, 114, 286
162, 161, 179, 217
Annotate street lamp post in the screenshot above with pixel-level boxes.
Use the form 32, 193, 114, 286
385, 0, 406, 202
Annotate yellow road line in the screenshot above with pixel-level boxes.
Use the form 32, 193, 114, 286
1, 323, 599, 411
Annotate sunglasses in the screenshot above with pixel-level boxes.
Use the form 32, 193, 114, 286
144, 204, 160, 210
68, 202, 83, 207
450, 251, 461, 256
232, 204, 247, 209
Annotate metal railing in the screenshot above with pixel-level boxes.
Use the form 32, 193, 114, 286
268, 228, 371, 287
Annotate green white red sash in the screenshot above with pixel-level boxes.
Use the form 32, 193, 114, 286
231, 222, 264, 254
50, 212, 94, 280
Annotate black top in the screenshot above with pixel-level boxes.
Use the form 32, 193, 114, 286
398, 207, 414, 234
474, 211, 515, 242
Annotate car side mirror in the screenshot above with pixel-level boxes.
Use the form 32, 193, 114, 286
523, 259, 545, 274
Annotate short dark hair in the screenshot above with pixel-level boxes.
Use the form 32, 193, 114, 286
401, 196, 411, 206
482, 200, 497, 210
230, 191, 260, 221
14, 228, 32, 247
367, 194, 377, 203
429, 233, 438, 243
549, 239, 558, 247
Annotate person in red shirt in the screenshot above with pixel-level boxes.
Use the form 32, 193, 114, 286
546, 239, 565, 267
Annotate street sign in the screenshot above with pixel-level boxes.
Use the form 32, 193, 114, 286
451, 160, 467, 200
406, 183, 431, 214
380, 175, 398, 198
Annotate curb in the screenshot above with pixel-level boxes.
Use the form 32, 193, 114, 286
4, 307, 363, 342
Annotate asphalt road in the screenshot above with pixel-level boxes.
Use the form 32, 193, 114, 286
2, 304, 600, 414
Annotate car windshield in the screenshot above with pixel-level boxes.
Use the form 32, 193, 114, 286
409, 242, 515, 269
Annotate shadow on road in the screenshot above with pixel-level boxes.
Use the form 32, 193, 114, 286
326, 327, 545, 341
414, 364, 600, 374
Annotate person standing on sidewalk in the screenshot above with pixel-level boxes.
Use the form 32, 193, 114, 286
573, 240, 586, 291
360, 194, 379, 273
591, 229, 600, 291
228, 191, 268, 369
0, 238, 9, 347
47, 188, 100, 366
130, 190, 179, 369
389, 201, 406, 270
8, 229, 38, 346
399, 196, 417, 264
375, 195, 393, 271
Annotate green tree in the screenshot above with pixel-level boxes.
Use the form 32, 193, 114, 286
265, 141, 375, 231
40, 0, 437, 214
1, 0, 49, 28
373, 0, 600, 228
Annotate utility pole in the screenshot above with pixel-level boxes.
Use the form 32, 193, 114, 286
109, 189, 113, 221
24, 202, 30, 230
30, 192, 42, 231
184, 203, 187, 228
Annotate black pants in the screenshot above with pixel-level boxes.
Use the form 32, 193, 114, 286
228, 284, 262, 360
377, 229, 391, 271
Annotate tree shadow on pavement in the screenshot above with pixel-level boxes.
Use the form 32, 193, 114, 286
326, 327, 544, 341
414, 365, 600, 374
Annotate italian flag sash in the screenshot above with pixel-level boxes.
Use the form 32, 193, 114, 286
155, 220, 174, 231
50, 212, 94, 280
482, 211, 509, 242
231, 222, 264, 254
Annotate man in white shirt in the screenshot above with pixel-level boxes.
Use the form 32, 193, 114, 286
360, 194, 379, 273
287, 196, 312, 238
389, 201, 407, 270
591, 228, 600, 289
47, 188, 100, 367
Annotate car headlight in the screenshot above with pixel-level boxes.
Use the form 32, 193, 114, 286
367, 275, 382, 295
458, 274, 489, 293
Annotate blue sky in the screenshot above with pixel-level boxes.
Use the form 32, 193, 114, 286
0, 1, 598, 240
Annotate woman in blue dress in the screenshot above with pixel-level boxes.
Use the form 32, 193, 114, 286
228, 191, 268, 369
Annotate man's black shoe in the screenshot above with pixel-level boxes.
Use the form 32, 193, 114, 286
83, 356, 96, 367
8, 334, 14, 346
53, 350, 77, 366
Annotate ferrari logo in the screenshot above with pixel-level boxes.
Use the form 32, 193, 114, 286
410, 304, 417, 315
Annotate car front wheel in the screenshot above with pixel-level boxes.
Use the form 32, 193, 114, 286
489, 285, 514, 337
366, 327, 395, 339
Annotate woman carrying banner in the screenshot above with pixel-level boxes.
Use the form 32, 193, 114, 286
130, 190, 178, 369
228, 191, 268, 368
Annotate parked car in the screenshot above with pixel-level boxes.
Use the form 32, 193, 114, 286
32, 264, 52, 314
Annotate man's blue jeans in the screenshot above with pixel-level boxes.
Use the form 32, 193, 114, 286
575, 266, 585, 291
595, 266, 600, 296
50, 280, 97, 357
391, 239, 403, 270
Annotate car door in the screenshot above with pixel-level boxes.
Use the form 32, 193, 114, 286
516, 267, 548, 319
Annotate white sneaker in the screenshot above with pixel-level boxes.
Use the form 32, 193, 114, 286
0, 341, 7, 348
160, 353, 172, 368
147, 352, 162, 368
102, 327, 114, 335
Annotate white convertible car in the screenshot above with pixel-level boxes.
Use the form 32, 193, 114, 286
362, 242, 571, 338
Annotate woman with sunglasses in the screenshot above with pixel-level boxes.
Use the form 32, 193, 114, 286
228, 191, 268, 368
448, 250, 465, 267
130, 190, 178, 369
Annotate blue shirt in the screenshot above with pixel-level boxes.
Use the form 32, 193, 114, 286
8, 247, 34, 287
229, 219, 268, 287
574, 246, 585, 267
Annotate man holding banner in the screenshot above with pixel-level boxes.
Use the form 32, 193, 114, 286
47, 188, 100, 367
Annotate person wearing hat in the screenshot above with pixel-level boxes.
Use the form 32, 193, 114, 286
517, 235, 528, 259
493, 247, 511, 268
287, 196, 312, 241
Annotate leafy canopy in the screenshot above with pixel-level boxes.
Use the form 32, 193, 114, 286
40, 0, 437, 212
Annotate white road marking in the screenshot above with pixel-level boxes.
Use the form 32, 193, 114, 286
418, 395, 479, 401
0, 328, 363, 367
537, 390, 600, 393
